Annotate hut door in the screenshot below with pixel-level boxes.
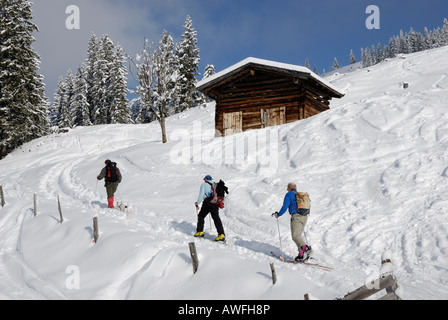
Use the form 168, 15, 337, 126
261, 107, 286, 128
223, 111, 243, 136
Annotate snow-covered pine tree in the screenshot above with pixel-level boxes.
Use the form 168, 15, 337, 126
70, 66, 91, 127
371, 45, 376, 61
91, 35, 115, 125
415, 33, 424, 52
85, 33, 99, 122
430, 27, 442, 49
175, 15, 200, 113
359, 19, 448, 71
88, 34, 131, 125
131, 39, 155, 125
398, 30, 408, 54
131, 98, 153, 124
203, 64, 216, 79
109, 44, 132, 124
201, 64, 216, 103
423, 27, 432, 51
135, 97, 154, 124
367, 47, 374, 66
361, 47, 374, 68
349, 50, 356, 64
59, 69, 74, 129
375, 43, 383, 64
332, 57, 340, 70
50, 76, 66, 127
0, 0, 49, 156
90, 35, 106, 125
383, 46, 390, 60
443, 18, 448, 45
304, 58, 311, 70
408, 27, 416, 53
408, 27, 423, 53
386, 36, 396, 58
360, 48, 366, 67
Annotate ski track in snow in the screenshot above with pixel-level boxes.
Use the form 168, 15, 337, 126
1, 47, 448, 299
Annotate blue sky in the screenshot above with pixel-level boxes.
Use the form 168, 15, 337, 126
31, 0, 448, 99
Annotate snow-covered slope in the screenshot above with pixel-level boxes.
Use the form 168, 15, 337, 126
1, 46, 448, 300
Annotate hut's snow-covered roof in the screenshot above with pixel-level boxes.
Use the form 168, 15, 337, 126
196, 57, 345, 98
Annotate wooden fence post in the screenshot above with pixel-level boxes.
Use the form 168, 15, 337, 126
33, 193, 37, 217
189, 242, 199, 274
93, 217, 99, 243
270, 263, 277, 285
0, 186, 5, 207
340, 275, 398, 300
379, 256, 401, 300
336, 253, 401, 300
57, 196, 63, 223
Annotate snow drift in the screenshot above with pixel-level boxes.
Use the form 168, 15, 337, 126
1, 46, 448, 300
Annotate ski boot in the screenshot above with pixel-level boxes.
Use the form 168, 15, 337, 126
215, 234, 226, 242
295, 245, 312, 262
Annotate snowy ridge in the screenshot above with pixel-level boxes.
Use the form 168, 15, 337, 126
1, 46, 448, 300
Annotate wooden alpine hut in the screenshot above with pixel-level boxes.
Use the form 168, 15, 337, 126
196, 57, 345, 136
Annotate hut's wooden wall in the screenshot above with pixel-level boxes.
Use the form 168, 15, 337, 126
213, 69, 332, 136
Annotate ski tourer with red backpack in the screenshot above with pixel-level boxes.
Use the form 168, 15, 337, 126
194, 175, 229, 242
97, 160, 122, 208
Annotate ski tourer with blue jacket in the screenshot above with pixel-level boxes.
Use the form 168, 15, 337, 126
274, 182, 312, 261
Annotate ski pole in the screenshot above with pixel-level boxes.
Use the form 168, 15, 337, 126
272, 213, 283, 257
303, 229, 309, 245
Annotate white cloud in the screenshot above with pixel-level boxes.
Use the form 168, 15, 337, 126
32, 0, 160, 99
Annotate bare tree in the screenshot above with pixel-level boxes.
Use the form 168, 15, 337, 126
130, 33, 178, 144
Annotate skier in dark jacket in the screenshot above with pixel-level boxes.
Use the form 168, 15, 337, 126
194, 175, 226, 242
97, 160, 122, 208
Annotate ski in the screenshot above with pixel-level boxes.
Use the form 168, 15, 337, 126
271, 252, 333, 271
204, 237, 227, 245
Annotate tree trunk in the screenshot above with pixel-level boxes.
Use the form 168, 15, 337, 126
1, 146, 7, 160
159, 116, 168, 144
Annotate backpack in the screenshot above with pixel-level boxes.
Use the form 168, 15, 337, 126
207, 180, 229, 209
295, 192, 311, 216
106, 162, 119, 183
